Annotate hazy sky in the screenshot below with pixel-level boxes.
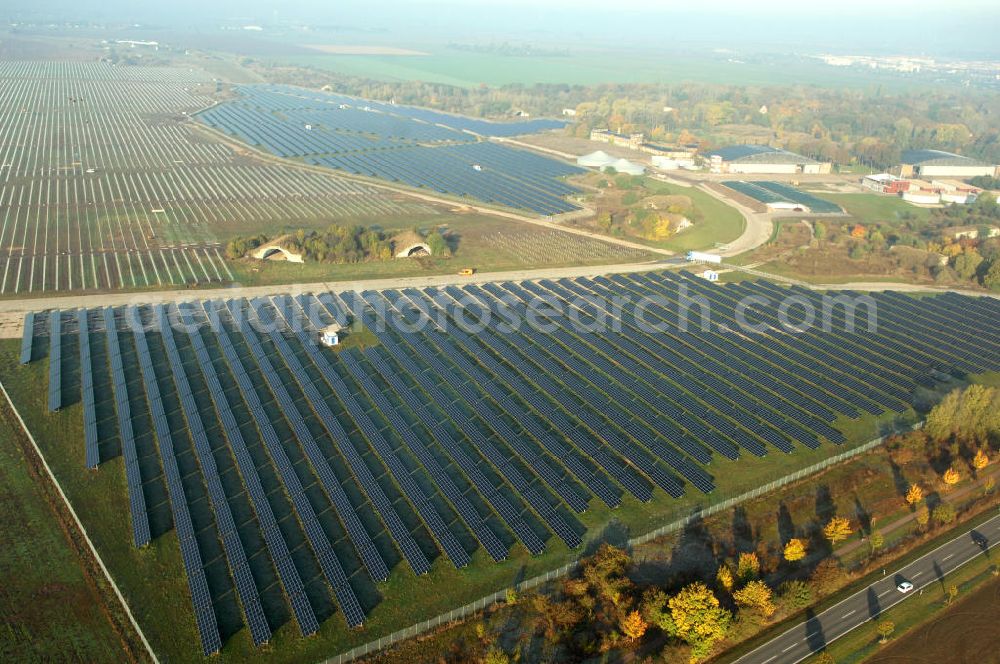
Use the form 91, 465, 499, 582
5, 1, 999, 58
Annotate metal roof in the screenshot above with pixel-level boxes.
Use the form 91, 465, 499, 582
707, 144, 818, 164
901, 149, 990, 167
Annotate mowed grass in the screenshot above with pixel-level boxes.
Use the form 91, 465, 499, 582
815, 193, 933, 227
0, 337, 915, 663
631, 180, 745, 252
0, 403, 124, 661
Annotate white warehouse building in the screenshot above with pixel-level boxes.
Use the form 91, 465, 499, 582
899, 149, 998, 178
706, 145, 832, 175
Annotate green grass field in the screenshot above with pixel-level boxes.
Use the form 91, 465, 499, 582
0, 336, 908, 664
816, 194, 932, 227
0, 403, 125, 662
276, 48, 941, 91
643, 180, 746, 252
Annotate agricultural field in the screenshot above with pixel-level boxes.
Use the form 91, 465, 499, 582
197, 85, 583, 216
0, 61, 438, 296
6, 270, 1000, 660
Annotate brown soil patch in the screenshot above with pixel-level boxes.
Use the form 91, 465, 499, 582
867, 577, 1000, 664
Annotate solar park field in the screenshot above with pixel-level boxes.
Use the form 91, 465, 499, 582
0, 62, 437, 295
7, 270, 1000, 661
722, 180, 844, 213
197, 85, 585, 216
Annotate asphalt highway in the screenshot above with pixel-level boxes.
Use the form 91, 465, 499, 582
734, 512, 1000, 664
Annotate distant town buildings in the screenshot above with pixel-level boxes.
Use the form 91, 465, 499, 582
562, 108, 577, 117
705, 145, 832, 174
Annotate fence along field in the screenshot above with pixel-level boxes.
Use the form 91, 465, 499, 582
0, 61, 435, 295
16, 269, 1000, 658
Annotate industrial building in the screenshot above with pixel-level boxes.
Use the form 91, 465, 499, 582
706, 145, 832, 174
590, 129, 645, 150
899, 149, 998, 178
576, 151, 645, 175
862, 173, 910, 194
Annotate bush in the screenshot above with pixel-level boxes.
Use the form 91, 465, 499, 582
778, 580, 811, 609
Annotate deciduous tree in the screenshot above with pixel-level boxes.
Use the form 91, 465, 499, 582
972, 449, 989, 470
620, 610, 648, 642
870, 530, 885, 553
943, 467, 961, 486
915, 504, 930, 529
905, 483, 924, 506
737, 552, 760, 580
877, 620, 895, 643
661, 582, 732, 663
783, 538, 807, 563
716, 565, 734, 593
823, 517, 853, 545
733, 580, 776, 619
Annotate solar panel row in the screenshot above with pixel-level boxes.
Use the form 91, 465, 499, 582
384, 289, 594, 514
128, 305, 222, 657
47, 312, 61, 412
78, 310, 100, 468
263, 296, 489, 567
102, 307, 151, 548
405, 289, 627, 509
198, 84, 583, 216
19, 311, 33, 364
154, 305, 273, 647
29, 271, 1000, 654
233, 299, 433, 577
177, 304, 321, 636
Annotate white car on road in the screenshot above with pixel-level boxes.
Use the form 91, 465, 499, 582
896, 581, 914, 593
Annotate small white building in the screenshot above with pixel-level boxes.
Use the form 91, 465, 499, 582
319, 323, 343, 347
702, 269, 719, 282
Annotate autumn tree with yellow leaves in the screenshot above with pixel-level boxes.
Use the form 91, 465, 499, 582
942, 467, 961, 486
733, 580, 776, 620
737, 552, 760, 580
905, 483, 923, 506
823, 517, 853, 545
783, 538, 807, 563
973, 449, 989, 471
620, 610, 648, 642
716, 565, 734, 593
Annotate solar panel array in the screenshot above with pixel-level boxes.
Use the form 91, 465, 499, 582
20, 312, 34, 364
24, 271, 1000, 653
722, 180, 843, 213
47, 312, 61, 411
198, 85, 584, 215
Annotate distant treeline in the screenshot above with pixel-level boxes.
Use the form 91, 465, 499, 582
250, 62, 1000, 170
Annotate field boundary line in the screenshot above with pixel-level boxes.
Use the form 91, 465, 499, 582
316, 423, 920, 664
0, 377, 159, 664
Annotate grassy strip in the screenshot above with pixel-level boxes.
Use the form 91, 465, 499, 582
0, 384, 140, 662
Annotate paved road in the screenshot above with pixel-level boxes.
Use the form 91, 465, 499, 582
0, 259, 683, 338
734, 513, 1000, 664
